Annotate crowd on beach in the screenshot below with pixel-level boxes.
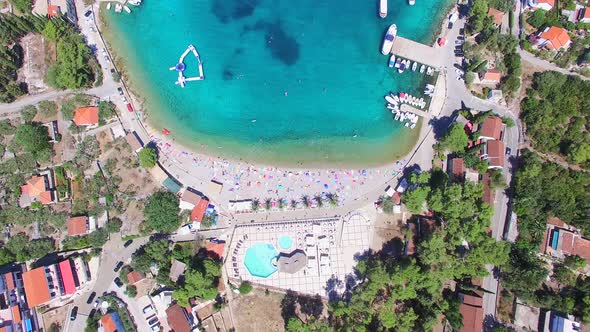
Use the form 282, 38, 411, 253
151, 136, 409, 205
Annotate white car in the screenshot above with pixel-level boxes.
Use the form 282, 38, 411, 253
143, 305, 154, 315
455, 68, 464, 76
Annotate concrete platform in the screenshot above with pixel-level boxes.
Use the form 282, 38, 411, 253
391, 37, 443, 69
400, 104, 432, 119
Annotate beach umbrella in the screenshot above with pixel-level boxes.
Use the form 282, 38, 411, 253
324, 184, 329, 189
162, 128, 170, 135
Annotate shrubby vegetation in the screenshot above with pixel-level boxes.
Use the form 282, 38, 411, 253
14, 123, 51, 162
62, 228, 109, 250
143, 191, 180, 233
7, 0, 32, 13
173, 258, 221, 305
138, 146, 157, 168
521, 72, 590, 167
0, 233, 54, 264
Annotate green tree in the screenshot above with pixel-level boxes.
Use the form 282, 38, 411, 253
138, 147, 157, 168
239, 281, 253, 294
20, 105, 37, 123
440, 123, 469, 152
107, 217, 122, 233
45, 34, 93, 89
14, 123, 52, 162
125, 285, 138, 297
98, 101, 117, 123
144, 191, 180, 233
403, 186, 430, 214
569, 143, 590, 164
8, 0, 32, 13
173, 259, 221, 305
469, 0, 489, 32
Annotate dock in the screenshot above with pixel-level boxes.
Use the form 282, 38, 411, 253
390, 37, 443, 69
400, 103, 432, 119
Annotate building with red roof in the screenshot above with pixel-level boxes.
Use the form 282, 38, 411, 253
179, 187, 202, 210
67, 216, 89, 236
22, 267, 52, 308
578, 7, 590, 23
48, 5, 61, 17
530, 0, 554, 11
482, 140, 505, 169
544, 221, 590, 266
479, 116, 503, 141
191, 198, 209, 222
488, 8, 504, 26
58, 260, 77, 295
535, 26, 571, 50
459, 292, 483, 332
100, 312, 125, 332
73, 107, 99, 126
166, 304, 195, 332
479, 69, 502, 84
127, 271, 144, 285
19, 172, 55, 207
448, 157, 466, 181
205, 240, 225, 260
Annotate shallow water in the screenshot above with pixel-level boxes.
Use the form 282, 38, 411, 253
104, 0, 451, 166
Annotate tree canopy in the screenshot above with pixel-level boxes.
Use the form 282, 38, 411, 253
173, 258, 221, 306
138, 147, 157, 168
439, 123, 469, 153
14, 123, 51, 162
144, 191, 180, 233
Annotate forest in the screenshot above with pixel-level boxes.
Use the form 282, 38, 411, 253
521, 72, 590, 167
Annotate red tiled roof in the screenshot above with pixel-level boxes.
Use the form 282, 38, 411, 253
24, 176, 46, 197
460, 303, 484, 332
166, 304, 192, 332
191, 198, 209, 222
486, 140, 505, 168
540, 26, 571, 49
582, 7, 590, 19
450, 158, 466, 179
11, 305, 21, 324
67, 216, 88, 236
206, 241, 225, 259
482, 173, 495, 205
480, 116, 503, 140
101, 313, 118, 332
548, 217, 566, 227
482, 69, 502, 83
488, 8, 504, 25
561, 231, 575, 254
48, 5, 60, 17
181, 189, 201, 206
462, 294, 483, 307
538, 0, 555, 7
127, 271, 144, 284
574, 237, 590, 262
73, 107, 99, 126
23, 267, 50, 307
4, 273, 15, 291
58, 260, 76, 295
392, 192, 401, 205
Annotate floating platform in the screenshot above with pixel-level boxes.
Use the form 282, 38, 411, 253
390, 37, 443, 69
170, 44, 204, 88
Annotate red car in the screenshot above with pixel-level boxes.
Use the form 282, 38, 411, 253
126, 103, 134, 113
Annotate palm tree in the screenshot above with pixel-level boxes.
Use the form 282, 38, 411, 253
314, 195, 324, 208
278, 198, 285, 210
251, 199, 260, 211
265, 198, 272, 210
327, 193, 339, 207
301, 195, 310, 208
290, 199, 297, 209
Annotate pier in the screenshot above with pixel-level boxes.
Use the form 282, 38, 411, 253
170, 44, 204, 88
400, 103, 432, 119
390, 37, 443, 69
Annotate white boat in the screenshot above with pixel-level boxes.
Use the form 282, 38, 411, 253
405, 122, 410, 127
409, 0, 416, 5
393, 95, 399, 103
385, 95, 396, 104
379, 0, 387, 18
381, 24, 397, 55
426, 67, 433, 75
387, 104, 397, 110
115, 3, 122, 12
394, 113, 401, 121
420, 65, 425, 73
123, 5, 131, 13
412, 62, 417, 71
398, 61, 406, 74
394, 57, 402, 68
128, 0, 142, 5
388, 54, 395, 68
106, 2, 111, 10
410, 123, 416, 129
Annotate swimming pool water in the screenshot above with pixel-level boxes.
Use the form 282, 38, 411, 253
278, 235, 293, 250
244, 243, 279, 278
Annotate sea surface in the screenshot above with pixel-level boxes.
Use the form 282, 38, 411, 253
103, 0, 451, 167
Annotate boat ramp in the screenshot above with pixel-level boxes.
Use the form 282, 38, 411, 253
390, 37, 443, 69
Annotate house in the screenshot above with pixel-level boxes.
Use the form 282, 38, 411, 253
58, 260, 78, 296
529, 0, 554, 11
166, 304, 195, 332
22, 259, 82, 308
169, 259, 187, 283
578, 7, 590, 23
73, 107, 99, 127
179, 187, 202, 210
191, 198, 209, 223
488, 8, 504, 26
228, 199, 252, 213
19, 172, 55, 207
0, 266, 40, 332
205, 240, 225, 260
448, 157, 466, 181
127, 271, 144, 285
481, 140, 505, 169
482, 173, 495, 206
478, 116, 503, 141
487, 89, 503, 103
459, 292, 483, 332
543, 311, 580, 332
124, 131, 143, 153
67, 216, 89, 236
543, 221, 590, 265
535, 26, 572, 50
479, 69, 502, 85
100, 312, 126, 332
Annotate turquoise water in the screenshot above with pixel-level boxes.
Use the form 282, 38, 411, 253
278, 235, 293, 250
244, 243, 279, 278
104, 0, 451, 166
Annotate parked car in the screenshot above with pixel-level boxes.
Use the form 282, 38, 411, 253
505, 147, 512, 156
114, 261, 124, 272
84, 10, 92, 17
86, 292, 96, 304
143, 305, 154, 315
151, 325, 161, 331
94, 298, 100, 308
148, 317, 159, 326
123, 239, 133, 248
117, 87, 124, 96
70, 306, 78, 321
114, 277, 124, 288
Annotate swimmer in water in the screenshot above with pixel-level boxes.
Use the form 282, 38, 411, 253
284, 91, 288, 96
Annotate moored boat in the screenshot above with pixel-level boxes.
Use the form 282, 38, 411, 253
379, 0, 388, 18
106, 2, 111, 10
123, 5, 131, 13
420, 64, 425, 73
115, 3, 122, 12
381, 24, 397, 55
412, 62, 417, 71
398, 60, 406, 74
394, 57, 402, 68
385, 95, 396, 104
409, 0, 416, 5
388, 54, 395, 68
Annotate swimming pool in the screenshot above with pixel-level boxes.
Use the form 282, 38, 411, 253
244, 243, 279, 278
278, 236, 293, 250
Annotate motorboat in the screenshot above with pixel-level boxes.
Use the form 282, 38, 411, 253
106, 2, 111, 10
412, 62, 418, 71
115, 3, 122, 12
409, 0, 416, 5
398, 60, 406, 74
123, 5, 131, 13
385, 95, 396, 104
420, 65, 425, 73
405, 122, 410, 127
381, 24, 397, 55
379, 0, 387, 18
394, 113, 401, 121
410, 123, 416, 129
426, 67, 433, 75
388, 54, 396, 68
395, 57, 402, 68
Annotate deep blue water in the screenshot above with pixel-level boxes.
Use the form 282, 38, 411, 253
104, 0, 450, 166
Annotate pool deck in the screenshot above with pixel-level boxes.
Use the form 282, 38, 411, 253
225, 214, 372, 297
390, 36, 443, 69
